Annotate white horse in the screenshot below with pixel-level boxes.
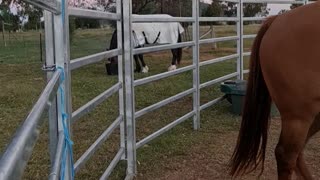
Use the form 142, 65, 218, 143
106, 14, 184, 75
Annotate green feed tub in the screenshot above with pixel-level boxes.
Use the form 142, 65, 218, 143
220, 80, 247, 115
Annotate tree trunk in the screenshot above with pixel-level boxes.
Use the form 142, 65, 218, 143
179, 0, 181, 17
161, 0, 163, 13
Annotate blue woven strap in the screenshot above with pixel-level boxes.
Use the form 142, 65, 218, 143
56, 67, 75, 180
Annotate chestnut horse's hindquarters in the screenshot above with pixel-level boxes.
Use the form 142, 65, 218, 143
229, 16, 278, 176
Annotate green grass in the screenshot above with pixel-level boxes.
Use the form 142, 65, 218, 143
0, 24, 267, 179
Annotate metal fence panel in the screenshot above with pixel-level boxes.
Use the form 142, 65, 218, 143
123, 0, 137, 176
69, 7, 120, 20
192, 0, 200, 130
132, 16, 194, 23
71, 83, 122, 123
116, 0, 126, 161
53, 0, 73, 178
135, 88, 195, 119
237, 0, 244, 80
134, 65, 195, 87
44, 11, 59, 169
74, 116, 123, 172
70, 49, 121, 70
136, 111, 196, 149
24, 0, 61, 14
49, 132, 65, 180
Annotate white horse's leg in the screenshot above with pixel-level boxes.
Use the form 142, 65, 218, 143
168, 65, 177, 71
142, 66, 149, 73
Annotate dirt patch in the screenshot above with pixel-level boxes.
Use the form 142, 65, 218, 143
137, 118, 320, 180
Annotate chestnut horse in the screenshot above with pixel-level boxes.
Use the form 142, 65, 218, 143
229, 2, 320, 180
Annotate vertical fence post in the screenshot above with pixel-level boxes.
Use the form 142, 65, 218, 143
210, 25, 217, 49
192, 0, 200, 130
44, 10, 58, 168
123, 0, 137, 176
53, 0, 73, 179
236, 0, 243, 80
117, 0, 126, 160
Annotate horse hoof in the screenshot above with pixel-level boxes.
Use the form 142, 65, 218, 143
142, 66, 149, 73
168, 65, 177, 71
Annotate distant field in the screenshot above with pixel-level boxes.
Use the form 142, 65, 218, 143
0, 24, 266, 179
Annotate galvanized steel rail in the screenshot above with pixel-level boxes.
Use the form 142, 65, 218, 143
69, 7, 121, 20
74, 116, 123, 172
71, 82, 122, 123
134, 65, 196, 87
24, 0, 61, 14
49, 132, 65, 180
0, 70, 61, 180
136, 111, 196, 149
70, 49, 121, 70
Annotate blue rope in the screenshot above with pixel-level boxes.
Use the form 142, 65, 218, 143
57, 67, 75, 180
56, 2, 73, 179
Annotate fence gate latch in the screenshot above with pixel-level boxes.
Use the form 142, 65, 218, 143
42, 64, 56, 72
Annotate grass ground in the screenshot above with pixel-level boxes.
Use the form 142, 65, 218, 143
1, 24, 319, 180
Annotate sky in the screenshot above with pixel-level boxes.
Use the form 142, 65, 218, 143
202, 0, 291, 15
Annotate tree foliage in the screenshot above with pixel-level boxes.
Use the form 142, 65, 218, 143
202, 1, 269, 25
202, 0, 224, 25
0, 0, 24, 31
278, 9, 289, 15
0, 0, 272, 31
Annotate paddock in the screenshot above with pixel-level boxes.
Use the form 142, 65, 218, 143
0, 0, 319, 179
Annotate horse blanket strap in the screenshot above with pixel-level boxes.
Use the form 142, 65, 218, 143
153, 32, 161, 44
142, 31, 149, 44
142, 31, 161, 44
131, 14, 185, 47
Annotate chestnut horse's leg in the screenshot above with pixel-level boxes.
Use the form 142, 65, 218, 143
296, 114, 320, 180
296, 149, 318, 180
296, 154, 312, 180
275, 117, 313, 180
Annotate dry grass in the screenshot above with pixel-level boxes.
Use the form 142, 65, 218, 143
136, 118, 320, 180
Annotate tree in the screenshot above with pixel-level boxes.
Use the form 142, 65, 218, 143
278, 9, 289, 15
290, 4, 301, 9
244, 4, 269, 25
132, 0, 157, 14
223, 2, 236, 16
0, 0, 24, 31
75, 18, 100, 29
223, 2, 269, 25
289, 0, 307, 9
69, 0, 112, 29
291, 0, 317, 10
23, 6, 43, 30
244, 4, 269, 17
202, 1, 224, 25
0, 0, 46, 31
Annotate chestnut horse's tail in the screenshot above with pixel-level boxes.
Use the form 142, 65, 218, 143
229, 15, 277, 177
